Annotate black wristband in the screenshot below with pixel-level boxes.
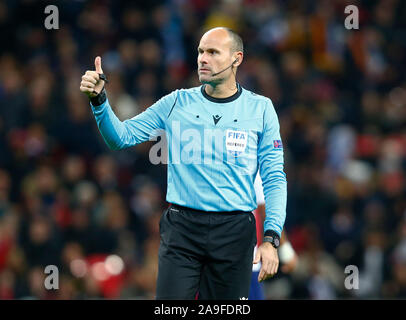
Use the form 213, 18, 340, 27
99, 73, 109, 83
90, 87, 107, 106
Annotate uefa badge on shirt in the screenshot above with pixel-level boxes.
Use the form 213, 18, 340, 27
273, 140, 283, 149
226, 129, 248, 157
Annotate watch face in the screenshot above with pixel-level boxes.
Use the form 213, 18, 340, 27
274, 238, 280, 248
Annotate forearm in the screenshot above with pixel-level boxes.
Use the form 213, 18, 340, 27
262, 169, 287, 237
91, 94, 137, 150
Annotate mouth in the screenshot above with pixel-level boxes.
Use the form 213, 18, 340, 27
199, 68, 210, 73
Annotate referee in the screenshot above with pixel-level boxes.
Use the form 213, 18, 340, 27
80, 27, 287, 300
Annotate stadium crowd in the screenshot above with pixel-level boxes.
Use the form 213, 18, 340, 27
0, 0, 406, 299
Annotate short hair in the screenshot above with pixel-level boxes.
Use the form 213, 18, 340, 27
224, 28, 244, 54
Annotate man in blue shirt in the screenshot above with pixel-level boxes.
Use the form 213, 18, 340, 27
80, 27, 287, 299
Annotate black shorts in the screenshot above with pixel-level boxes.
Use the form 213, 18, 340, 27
155, 204, 257, 300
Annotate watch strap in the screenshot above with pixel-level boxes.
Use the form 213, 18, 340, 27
263, 230, 280, 248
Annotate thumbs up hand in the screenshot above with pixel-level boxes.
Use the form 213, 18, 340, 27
94, 56, 103, 74
80, 56, 106, 98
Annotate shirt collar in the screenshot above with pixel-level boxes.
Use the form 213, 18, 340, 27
201, 83, 242, 103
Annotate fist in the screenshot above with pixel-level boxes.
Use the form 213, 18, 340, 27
80, 56, 105, 98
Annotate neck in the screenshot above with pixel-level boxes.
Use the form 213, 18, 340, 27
204, 78, 238, 98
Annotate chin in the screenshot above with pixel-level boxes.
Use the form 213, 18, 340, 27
199, 76, 220, 86
199, 75, 210, 83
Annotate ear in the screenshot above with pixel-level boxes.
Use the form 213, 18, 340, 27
233, 52, 243, 67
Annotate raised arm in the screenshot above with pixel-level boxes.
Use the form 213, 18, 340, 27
80, 56, 177, 150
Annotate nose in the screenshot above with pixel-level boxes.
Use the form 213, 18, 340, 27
198, 52, 208, 65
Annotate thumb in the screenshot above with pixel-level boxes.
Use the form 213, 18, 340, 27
253, 249, 261, 264
95, 56, 103, 74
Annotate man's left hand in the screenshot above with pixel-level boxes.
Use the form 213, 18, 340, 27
253, 242, 279, 282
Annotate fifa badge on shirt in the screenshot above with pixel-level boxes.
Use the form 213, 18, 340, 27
226, 129, 248, 157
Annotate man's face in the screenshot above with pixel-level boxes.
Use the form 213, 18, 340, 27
197, 29, 234, 84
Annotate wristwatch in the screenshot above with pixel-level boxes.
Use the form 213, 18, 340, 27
263, 230, 280, 248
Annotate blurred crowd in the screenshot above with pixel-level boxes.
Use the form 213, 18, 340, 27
0, 0, 406, 299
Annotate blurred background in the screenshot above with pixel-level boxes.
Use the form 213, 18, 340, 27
0, 0, 406, 299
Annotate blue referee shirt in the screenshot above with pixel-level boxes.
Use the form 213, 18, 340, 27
91, 84, 287, 236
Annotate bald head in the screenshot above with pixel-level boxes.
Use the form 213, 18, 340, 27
201, 27, 244, 54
